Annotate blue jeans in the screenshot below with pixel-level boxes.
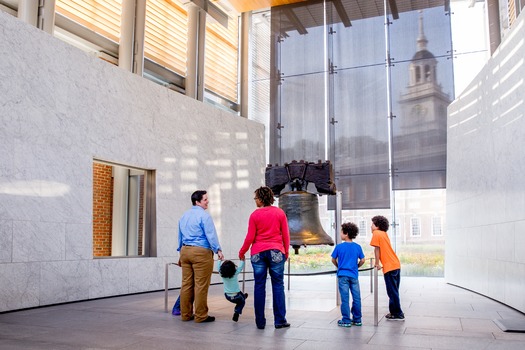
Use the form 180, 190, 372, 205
251, 249, 287, 327
337, 276, 362, 323
384, 269, 404, 317
225, 292, 246, 314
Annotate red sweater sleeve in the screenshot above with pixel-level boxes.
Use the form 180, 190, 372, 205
280, 211, 290, 258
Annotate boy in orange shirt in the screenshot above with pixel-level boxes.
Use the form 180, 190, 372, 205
370, 215, 405, 321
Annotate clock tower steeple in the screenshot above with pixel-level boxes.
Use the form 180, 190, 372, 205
394, 11, 452, 190
398, 11, 450, 135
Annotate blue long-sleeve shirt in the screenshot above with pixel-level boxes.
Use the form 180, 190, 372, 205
177, 206, 222, 253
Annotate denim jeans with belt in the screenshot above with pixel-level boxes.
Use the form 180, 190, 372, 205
251, 249, 287, 327
337, 276, 362, 323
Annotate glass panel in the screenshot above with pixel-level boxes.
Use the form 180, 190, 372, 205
270, 4, 328, 165
390, 7, 453, 190
330, 13, 390, 209
394, 189, 445, 276
450, 2, 490, 96
278, 73, 327, 162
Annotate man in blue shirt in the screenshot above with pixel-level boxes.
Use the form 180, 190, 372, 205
178, 190, 224, 323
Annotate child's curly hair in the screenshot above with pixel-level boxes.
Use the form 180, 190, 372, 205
219, 260, 237, 279
341, 222, 359, 239
372, 215, 389, 232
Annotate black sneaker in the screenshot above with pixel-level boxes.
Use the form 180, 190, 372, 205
232, 312, 239, 322
275, 322, 290, 329
244, 293, 248, 299
385, 313, 405, 321
200, 316, 215, 323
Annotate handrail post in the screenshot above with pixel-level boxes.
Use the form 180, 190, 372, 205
164, 263, 169, 313
374, 265, 379, 326
242, 261, 246, 292
287, 257, 291, 290
369, 257, 373, 293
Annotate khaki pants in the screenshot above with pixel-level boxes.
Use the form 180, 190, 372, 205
179, 246, 214, 322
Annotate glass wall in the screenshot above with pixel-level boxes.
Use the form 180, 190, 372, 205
251, 0, 489, 276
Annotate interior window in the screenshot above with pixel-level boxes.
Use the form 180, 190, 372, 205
93, 160, 156, 257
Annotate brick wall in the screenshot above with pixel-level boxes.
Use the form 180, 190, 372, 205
93, 163, 113, 256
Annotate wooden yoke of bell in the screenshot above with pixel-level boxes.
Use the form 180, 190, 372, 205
265, 160, 336, 254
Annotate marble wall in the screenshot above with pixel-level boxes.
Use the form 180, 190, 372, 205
0, 11, 265, 312
445, 12, 525, 313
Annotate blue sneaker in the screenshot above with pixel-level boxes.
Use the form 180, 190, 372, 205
351, 320, 362, 326
337, 320, 351, 327
172, 309, 181, 316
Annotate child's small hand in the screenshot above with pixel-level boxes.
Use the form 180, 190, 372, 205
217, 250, 224, 260
239, 254, 245, 261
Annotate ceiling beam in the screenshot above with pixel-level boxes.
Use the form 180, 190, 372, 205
191, 0, 229, 28
388, 0, 399, 20
282, 8, 308, 34
332, 0, 351, 27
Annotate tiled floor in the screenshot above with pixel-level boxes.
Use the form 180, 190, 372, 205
1, 275, 525, 349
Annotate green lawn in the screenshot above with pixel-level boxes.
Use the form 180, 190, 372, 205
288, 244, 444, 277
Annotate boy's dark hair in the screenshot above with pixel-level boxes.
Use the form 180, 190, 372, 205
219, 260, 237, 278
372, 215, 389, 232
341, 222, 359, 240
254, 186, 274, 206
191, 190, 207, 205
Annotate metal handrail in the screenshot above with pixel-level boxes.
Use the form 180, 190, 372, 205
164, 258, 379, 326
164, 259, 246, 313
164, 262, 180, 313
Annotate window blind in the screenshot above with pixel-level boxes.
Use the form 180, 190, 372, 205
205, 8, 239, 103
145, 0, 187, 76
56, 0, 122, 43
56, 0, 238, 105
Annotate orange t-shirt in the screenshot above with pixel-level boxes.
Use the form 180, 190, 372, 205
370, 229, 400, 274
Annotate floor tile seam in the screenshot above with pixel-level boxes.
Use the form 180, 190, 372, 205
404, 326, 497, 339
367, 333, 501, 349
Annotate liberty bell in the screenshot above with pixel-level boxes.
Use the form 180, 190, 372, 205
265, 160, 336, 254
